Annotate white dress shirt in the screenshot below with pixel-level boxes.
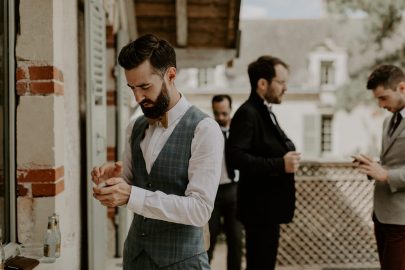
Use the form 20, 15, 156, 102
264, 100, 277, 125
218, 127, 239, 185
122, 95, 223, 227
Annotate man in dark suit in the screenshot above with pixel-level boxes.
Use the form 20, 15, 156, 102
353, 64, 405, 270
227, 55, 301, 270
208, 95, 243, 270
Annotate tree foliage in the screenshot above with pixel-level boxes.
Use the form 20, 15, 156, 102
327, 0, 404, 46
326, 0, 405, 111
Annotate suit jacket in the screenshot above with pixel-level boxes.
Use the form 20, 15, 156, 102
227, 92, 296, 226
374, 113, 405, 225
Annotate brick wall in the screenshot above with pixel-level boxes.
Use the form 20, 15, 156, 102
16, 64, 65, 198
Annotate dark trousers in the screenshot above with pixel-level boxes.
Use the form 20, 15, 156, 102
244, 223, 280, 270
374, 215, 405, 270
207, 183, 243, 270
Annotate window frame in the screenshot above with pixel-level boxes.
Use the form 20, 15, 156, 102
197, 67, 215, 87
3, 0, 18, 258
321, 114, 333, 153
320, 60, 336, 86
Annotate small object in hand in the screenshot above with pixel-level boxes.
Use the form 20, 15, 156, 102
97, 181, 108, 188
351, 155, 364, 165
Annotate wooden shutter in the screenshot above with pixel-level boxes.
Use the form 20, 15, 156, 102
85, 1, 107, 269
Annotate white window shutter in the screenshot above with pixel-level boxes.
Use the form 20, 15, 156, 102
85, 0, 107, 269
303, 114, 321, 159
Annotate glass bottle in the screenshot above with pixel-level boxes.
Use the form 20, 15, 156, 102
0, 229, 5, 270
52, 213, 61, 258
43, 216, 56, 263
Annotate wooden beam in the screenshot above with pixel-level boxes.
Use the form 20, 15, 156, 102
176, 0, 188, 47
125, 0, 138, 40
135, 2, 175, 17
226, 0, 241, 47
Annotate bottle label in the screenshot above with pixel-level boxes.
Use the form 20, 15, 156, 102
56, 243, 61, 256
44, 244, 51, 257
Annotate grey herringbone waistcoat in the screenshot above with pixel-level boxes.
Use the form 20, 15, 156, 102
123, 106, 208, 268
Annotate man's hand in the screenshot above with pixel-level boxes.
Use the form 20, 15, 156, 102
352, 154, 388, 182
91, 161, 123, 186
93, 177, 132, 207
283, 151, 301, 173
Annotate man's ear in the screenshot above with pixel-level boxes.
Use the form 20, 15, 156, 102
398, 81, 405, 93
257, 78, 269, 91
258, 78, 268, 88
166, 67, 176, 82
255, 78, 268, 97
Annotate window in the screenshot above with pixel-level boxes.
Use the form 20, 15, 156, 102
320, 60, 335, 86
321, 115, 333, 153
303, 114, 334, 158
197, 68, 214, 87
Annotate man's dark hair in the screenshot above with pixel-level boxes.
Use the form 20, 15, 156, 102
367, 64, 405, 91
212, 94, 232, 109
118, 34, 176, 76
247, 55, 289, 92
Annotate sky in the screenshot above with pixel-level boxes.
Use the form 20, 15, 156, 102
241, 0, 325, 20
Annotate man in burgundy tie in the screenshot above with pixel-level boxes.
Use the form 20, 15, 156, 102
353, 64, 405, 270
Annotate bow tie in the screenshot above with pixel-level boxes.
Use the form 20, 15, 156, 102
147, 113, 168, 129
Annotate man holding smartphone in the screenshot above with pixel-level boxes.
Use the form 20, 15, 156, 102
353, 64, 405, 270
91, 34, 222, 269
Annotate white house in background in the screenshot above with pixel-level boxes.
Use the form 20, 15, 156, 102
177, 18, 388, 161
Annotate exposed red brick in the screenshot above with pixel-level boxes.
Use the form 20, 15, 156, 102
53, 68, 63, 82
107, 146, 116, 162
30, 81, 64, 95
17, 184, 29, 197
32, 179, 64, 197
29, 66, 53, 80
16, 82, 29, 95
54, 82, 64, 95
106, 25, 115, 48
16, 68, 27, 81
17, 166, 64, 183
107, 91, 116, 106
28, 66, 64, 82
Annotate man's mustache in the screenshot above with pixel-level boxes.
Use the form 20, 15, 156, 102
140, 99, 154, 106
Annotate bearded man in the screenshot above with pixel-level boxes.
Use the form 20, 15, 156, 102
227, 55, 300, 270
91, 34, 222, 270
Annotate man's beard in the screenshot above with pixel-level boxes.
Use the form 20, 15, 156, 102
265, 87, 283, 104
140, 82, 170, 119
217, 120, 227, 127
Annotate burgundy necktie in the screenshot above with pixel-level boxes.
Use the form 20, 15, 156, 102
389, 113, 402, 137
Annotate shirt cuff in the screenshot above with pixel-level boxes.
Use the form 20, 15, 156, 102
126, 186, 146, 215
